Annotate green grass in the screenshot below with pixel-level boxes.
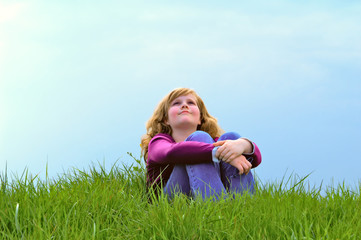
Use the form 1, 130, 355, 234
1, 155, 360, 239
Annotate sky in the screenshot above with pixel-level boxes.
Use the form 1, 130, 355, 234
1, 1, 360, 189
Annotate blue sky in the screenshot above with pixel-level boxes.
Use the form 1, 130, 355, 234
1, 1, 360, 188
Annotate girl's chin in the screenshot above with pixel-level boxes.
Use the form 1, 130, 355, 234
173, 122, 198, 130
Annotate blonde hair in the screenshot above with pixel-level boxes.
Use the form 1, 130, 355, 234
141, 88, 223, 161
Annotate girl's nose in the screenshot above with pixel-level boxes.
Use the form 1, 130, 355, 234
181, 102, 189, 109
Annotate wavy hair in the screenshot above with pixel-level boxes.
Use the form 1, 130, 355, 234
141, 88, 223, 161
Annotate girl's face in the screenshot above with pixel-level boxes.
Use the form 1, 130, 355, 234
166, 94, 201, 131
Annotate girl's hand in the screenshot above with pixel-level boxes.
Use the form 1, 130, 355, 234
213, 139, 252, 163
228, 155, 252, 175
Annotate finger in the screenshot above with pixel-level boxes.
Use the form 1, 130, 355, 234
238, 166, 244, 175
236, 156, 248, 171
224, 155, 235, 163
240, 161, 248, 172
216, 145, 226, 159
232, 160, 244, 175
222, 152, 234, 162
240, 157, 250, 167
244, 158, 252, 169
213, 141, 226, 147
243, 161, 251, 174
219, 148, 231, 161
241, 161, 252, 175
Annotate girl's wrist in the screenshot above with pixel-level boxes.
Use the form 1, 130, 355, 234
238, 138, 253, 154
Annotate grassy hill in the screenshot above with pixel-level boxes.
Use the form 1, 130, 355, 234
1, 157, 360, 239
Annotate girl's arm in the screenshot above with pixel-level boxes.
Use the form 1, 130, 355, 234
147, 134, 214, 165
213, 138, 262, 168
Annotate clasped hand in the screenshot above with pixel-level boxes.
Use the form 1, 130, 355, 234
213, 139, 252, 175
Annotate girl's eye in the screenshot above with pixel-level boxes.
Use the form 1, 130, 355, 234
172, 101, 180, 105
188, 101, 195, 105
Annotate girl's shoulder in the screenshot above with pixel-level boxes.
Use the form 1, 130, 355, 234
151, 133, 175, 142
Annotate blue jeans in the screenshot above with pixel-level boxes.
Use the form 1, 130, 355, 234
164, 131, 255, 200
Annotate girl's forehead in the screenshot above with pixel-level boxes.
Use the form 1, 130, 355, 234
171, 94, 196, 101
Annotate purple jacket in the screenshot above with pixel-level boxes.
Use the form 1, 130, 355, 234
146, 133, 262, 189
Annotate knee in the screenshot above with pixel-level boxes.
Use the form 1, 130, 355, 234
218, 132, 241, 141
186, 131, 214, 143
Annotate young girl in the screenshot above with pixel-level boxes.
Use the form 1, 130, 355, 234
141, 88, 262, 199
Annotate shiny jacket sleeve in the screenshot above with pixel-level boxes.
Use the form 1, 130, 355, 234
244, 142, 262, 168
147, 133, 214, 165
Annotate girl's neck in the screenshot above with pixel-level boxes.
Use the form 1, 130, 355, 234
171, 128, 197, 142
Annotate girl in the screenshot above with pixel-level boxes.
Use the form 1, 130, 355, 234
141, 88, 262, 199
